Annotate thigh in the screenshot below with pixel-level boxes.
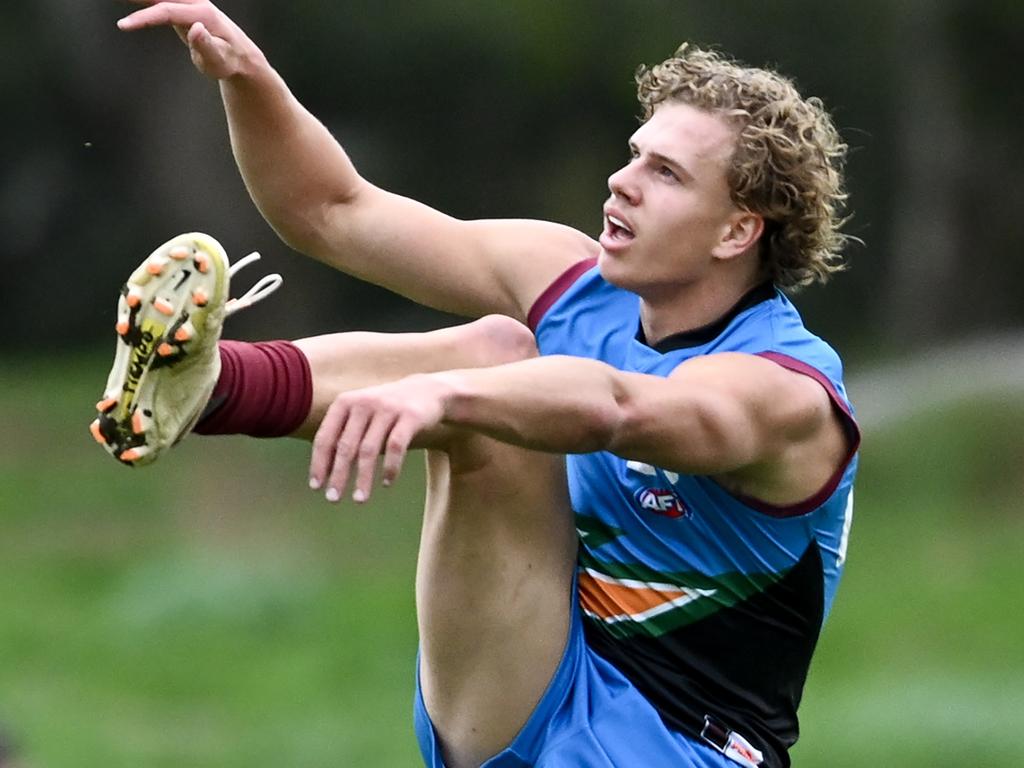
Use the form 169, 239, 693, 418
292, 315, 576, 766
417, 438, 576, 768
416, 573, 738, 768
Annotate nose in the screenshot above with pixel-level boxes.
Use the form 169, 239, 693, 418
608, 162, 640, 205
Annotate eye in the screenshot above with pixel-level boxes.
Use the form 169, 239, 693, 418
657, 165, 679, 182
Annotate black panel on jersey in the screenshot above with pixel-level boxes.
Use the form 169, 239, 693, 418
584, 543, 825, 768
636, 281, 777, 352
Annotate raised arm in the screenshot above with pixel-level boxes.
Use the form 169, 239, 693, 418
309, 352, 854, 506
117, 1, 595, 319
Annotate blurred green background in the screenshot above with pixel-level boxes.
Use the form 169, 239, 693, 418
3, 1, 1023, 766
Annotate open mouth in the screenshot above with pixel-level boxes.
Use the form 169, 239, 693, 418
606, 214, 635, 241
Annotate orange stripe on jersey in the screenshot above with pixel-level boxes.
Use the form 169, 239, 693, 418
578, 569, 697, 624
578, 573, 624, 621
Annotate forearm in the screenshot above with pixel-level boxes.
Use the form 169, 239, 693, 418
436, 356, 628, 454
220, 63, 573, 317
117, 2, 567, 318
308, 350, 830, 501
221, 63, 363, 255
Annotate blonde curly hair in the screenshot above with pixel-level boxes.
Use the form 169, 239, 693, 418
636, 44, 850, 290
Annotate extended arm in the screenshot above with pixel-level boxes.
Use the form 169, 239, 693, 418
118, 1, 595, 318
310, 352, 851, 505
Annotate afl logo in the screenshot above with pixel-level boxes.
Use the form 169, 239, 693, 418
635, 488, 689, 518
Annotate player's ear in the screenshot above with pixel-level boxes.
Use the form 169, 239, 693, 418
713, 212, 764, 261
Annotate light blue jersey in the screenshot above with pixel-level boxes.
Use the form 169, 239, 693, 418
532, 260, 859, 767
416, 260, 859, 768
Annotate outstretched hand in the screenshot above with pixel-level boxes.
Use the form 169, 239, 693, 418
117, 0, 264, 80
309, 375, 455, 505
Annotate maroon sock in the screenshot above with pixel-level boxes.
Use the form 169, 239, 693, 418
194, 340, 313, 437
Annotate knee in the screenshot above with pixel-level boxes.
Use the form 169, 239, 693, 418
466, 315, 538, 367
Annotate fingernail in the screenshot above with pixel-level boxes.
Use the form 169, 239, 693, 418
309, 477, 321, 490
352, 489, 367, 503
325, 487, 340, 502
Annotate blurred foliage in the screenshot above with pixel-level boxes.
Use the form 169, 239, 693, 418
2, 1, 1023, 356
2, 355, 1022, 767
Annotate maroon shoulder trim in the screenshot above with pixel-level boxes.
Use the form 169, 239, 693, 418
526, 258, 599, 332
728, 352, 861, 518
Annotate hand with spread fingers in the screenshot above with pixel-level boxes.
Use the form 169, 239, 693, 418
117, 0, 265, 80
309, 374, 455, 506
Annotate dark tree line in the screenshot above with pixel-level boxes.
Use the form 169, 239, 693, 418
2, 1, 1021, 360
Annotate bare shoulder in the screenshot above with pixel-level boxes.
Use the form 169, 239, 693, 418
670, 353, 850, 505
464, 218, 601, 319
669, 352, 830, 417
318, 184, 600, 319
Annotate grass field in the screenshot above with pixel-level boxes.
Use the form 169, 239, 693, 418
2, 351, 1022, 767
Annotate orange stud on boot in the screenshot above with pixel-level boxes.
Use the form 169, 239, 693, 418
96, 397, 118, 413
153, 298, 175, 316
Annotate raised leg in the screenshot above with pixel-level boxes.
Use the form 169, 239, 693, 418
198, 315, 577, 767
298, 317, 577, 767
418, 437, 575, 768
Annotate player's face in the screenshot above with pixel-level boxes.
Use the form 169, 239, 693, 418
598, 102, 745, 296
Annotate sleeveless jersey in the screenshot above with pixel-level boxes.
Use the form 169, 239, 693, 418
529, 260, 860, 768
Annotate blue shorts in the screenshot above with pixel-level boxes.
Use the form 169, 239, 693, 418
413, 587, 740, 768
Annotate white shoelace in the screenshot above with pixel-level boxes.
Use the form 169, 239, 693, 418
225, 251, 284, 316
